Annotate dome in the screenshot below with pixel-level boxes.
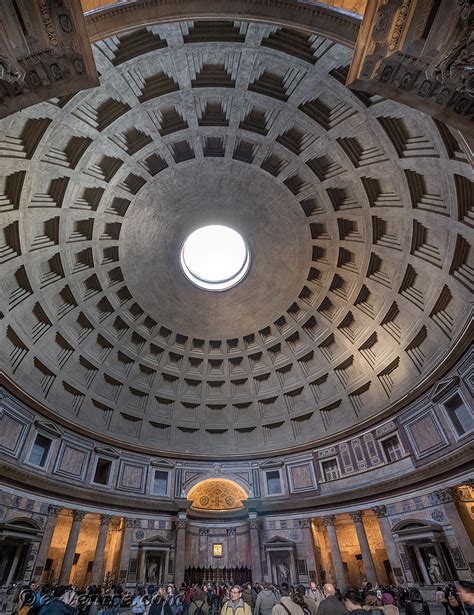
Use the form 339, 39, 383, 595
0, 16, 472, 459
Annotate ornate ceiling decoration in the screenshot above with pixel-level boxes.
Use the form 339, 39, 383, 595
0, 20, 472, 457
188, 478, 248, 511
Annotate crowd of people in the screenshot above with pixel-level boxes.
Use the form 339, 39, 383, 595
12, 578, 474, 615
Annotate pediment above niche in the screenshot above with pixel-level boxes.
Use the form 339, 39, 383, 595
34, 420, 62, 438
94, 445, 120, 459
140, 533, 171, 546
260, 459, 283, 468
151, 458, 174, 468
430, 376, 459, 402
265, 535, 295, 545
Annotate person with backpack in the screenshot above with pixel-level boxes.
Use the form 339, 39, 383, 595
255, 583, 279, 615
189, 588, 210, 615
271, 583, 303, 615
295, 585, 316, 615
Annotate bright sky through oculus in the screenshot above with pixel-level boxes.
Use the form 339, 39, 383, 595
181, 225, 250, 291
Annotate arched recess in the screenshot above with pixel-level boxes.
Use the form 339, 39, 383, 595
391, 519, 459, 585
187, 478, 249, 511
85, 0, 361, 46
0, 517, 43, 586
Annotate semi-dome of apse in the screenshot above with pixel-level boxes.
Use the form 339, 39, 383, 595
0, 19, 472, 457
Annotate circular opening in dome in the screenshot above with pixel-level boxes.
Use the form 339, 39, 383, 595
180, 225, 250, 291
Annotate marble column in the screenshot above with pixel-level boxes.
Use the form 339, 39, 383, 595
351, 511, 378, 585
435, 488, 474, 572
35, 505, 62, 579
322, 515, 346, 591
371, 505, 405, 583
174, 515, 187, 586
90, 514, 112, 585
298, 518, 321, 583
199, 527, 209, 568
249, 514, 263, 582
118, 518, 138, 583
227, 527, 237, 567
58, 510, 87, 584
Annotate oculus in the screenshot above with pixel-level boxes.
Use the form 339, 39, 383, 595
180, 225, 250, 291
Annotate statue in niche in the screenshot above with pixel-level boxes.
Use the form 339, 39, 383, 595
277, 560, 290, 586
427, 554, 445, 584
146, 557, 160, 583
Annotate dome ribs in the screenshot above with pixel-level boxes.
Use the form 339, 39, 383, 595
39, 253, 66, 287
183, 20, 246, 44
137, 71, 179, 103
43, 135, 92, 169
111, 127, 152, 156
377, 115, 438, 159
112, 28, 167, 66
73, 98, 131, 132
454, 173, 474, 227
261, 28, 320, 65
337, 135, 388, 168
84, 155, 123, 182
233, 139, 256, 163
138, 153, 168, 176
191, 63, 236, 89
0, 170, 26, 211
299, 94, 356, 131
31, 176, 69, 209
170, 139, 195, 163
404, 169, 446, 215
449, 234, 474, 293
8, 265, 32, 310
198, 100, 229, 127
0, 220, 21, 262
157, 106, 188, 137
204, 136, 226, 158
0, 118, 51, 159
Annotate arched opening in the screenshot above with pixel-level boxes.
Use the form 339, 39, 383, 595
0, 518, 43, 586
187, 478, 248, 512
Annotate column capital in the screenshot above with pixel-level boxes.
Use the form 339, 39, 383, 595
100, 514, 113, 526
249, 518, 258, 529
298, 518, 311, 528
371, 505, 387, 518
48, 504, 62, 517
199, 527, 209, 535
350, 511, 363, 523
72, 510, 87, 522
176, 518, 187, 530
321, 514, 335, 527
226, 527, 236, 535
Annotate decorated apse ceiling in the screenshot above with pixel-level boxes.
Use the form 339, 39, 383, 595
0, 20, 472, 457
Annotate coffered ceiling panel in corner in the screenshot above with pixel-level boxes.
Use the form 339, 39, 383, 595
0, 21, 472, 456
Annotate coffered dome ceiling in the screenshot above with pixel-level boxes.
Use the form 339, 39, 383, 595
0, 20, 472, 457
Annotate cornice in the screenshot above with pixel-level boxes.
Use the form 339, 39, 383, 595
84, 0, 361, 46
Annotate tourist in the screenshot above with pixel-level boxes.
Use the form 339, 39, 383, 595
364, 594, 384, 615
295, 585, 317, 615
458, 581, 474, 615
381, 592, 399, 615
131, 588, 146, 615
38, 586, 76, 615
189, 587, 211, 615
306, 582, 324, 608
254, 583, 279, 615
242, 583, 254, 609
221, 585, 252, 615
446, 586, 464, 615
436, 587, 450, 615
404, 588, 430, 615
317, 584, 347, 615
344, 591, 368, 615
271, 583, 303, 615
